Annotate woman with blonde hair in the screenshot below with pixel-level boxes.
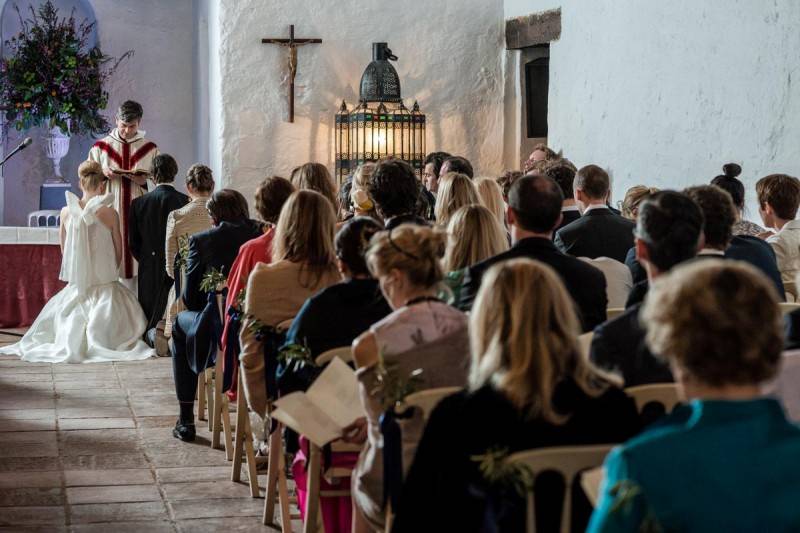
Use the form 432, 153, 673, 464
474, 177, 507, 228
349, 162, 379, 220
291, 162, 338, 209
1, 161, 152, 363
344, 224, 469, 532
393, 259, 640, 533
620, 185, 659, 221
239, 190, 342, 417
434, 172, 480, 227
442, 205, 509, 302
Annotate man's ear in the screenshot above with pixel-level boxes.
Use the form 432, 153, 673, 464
506, 206, 517, 227
635, 237, 649, 263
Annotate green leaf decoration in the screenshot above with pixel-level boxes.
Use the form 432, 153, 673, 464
277, 342, 317, 370
371, 354, 425, 411
199, 267, 226, 294
471, 447, 534, 497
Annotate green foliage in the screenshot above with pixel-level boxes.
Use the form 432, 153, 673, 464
199, 267, 226, 294
471, 447, 534, 497
0, 1, 133, 135
371, 355, 424, 411
277, 343, 317, 370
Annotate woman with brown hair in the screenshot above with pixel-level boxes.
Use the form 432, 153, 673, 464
345, 224, 469, 532
442, 205, 509, 303
434, 172, 480, 227
239, 189, 342, 417
392, 259, 640, 532
589, 260, 800, 532
291, 162, 338, 209
221, 176, 295, 395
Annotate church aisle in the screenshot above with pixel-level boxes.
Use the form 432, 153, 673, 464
0, 331, 297, 532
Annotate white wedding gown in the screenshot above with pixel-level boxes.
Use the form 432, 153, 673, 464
0, 192, 153, 363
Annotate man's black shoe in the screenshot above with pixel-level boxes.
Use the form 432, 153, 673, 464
172, 420, 196, 442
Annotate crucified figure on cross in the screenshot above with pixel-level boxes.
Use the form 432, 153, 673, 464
262, 25, 322, 123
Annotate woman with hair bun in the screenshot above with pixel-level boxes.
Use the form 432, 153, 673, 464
711, 162, 766, 237
0, 161, 152, 363
347, 224, 470, 532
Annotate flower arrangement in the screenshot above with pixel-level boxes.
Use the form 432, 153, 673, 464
0, 1, 132, 135
199, 267, 227, 294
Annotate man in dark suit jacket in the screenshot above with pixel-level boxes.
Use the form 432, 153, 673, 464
590, 191, 704, 386
686, 185, 785, 299
554, 164, 635, 262
459, 174, 608, 332
129, 154, 189, 338
170, 189, 263, 442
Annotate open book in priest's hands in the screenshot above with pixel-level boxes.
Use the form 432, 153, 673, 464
270, 356, 363, 447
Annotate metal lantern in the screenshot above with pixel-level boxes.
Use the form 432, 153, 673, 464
335, 43, 426, 183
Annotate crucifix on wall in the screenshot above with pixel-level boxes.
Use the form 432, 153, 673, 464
261, 25, 322, 123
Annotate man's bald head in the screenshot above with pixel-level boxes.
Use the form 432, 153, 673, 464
508, 174, 564, 233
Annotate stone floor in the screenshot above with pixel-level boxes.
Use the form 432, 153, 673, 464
0, 329, 300, 532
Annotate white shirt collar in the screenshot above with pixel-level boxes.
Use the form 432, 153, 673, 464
562, 205, 580, 212
698, 248, 725, 256
156, 183, 174, 189
584, 204, 609, 213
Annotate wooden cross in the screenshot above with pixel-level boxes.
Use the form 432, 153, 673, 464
262, 25, 322, 123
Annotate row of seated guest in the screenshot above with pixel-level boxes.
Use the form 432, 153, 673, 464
589, 260, 800, 532
393, 259, 641, 532
220, 176, 295, 395
170, 189, 263, 441
239, 190, 342, 418
163, 164, 215, 339
756, 173, 800, 298
286, 218, 392, 532
349, 224, 470, 532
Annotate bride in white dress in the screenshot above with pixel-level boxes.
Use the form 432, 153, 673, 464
0, 161, 153, 363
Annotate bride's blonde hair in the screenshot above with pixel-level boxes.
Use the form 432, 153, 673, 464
78, 161, 105, 192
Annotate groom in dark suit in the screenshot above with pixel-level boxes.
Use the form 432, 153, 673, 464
129, 154, 189, 344
170, 189, 263, 441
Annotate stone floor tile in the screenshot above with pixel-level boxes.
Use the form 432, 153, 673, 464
0, 399, 55, 410
66, 484, 161, 504
168, 498, 264, 520
0, 432, 58, 457
0, 527, 67, 532
64, 469, 154, 487
59, 439, 142, 456
57, 397, 130, 409
0, 505, 65, 526
58, 418, 135, 431
0, 409, 55, 420
1, 418, 56, 432
55, 381, 121, 392
145, 448, 229, 468
136, 416, 179, 428
176, 516, 287, 532
130, 403, 177, 417
0, 471, 61, 488
69, 521, 175, 533
60, 453, 149, 470
70, 501, 169, 524
0, 366, 52, 374
155, 466, 233, 484
8, 374, 52, 383
0, 487, 63, 506
161, 481, 253, 501
0, 457, 60, 472
57, 407, 132, 419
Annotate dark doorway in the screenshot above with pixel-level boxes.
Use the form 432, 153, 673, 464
525, 45, 550, 139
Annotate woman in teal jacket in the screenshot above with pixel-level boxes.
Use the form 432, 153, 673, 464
589, 259, 800, 533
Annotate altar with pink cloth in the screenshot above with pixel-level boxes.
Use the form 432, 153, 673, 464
0, 227, 65, 328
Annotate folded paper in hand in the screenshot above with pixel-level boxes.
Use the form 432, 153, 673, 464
271, 356, 363, 447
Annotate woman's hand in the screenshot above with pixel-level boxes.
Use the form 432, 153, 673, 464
341, 416, 368, 444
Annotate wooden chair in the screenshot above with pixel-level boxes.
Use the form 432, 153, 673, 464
231, 319, 295, 498
507, 444, 615, 533
606, 307, 625, 321
625, 383, 681, 414
210, 293, 234, 459
302, 439, 363, 533
383, 386, 461, 530
779, 302, 800, 315
578, 332, 593, 359
315, 346, 353, 365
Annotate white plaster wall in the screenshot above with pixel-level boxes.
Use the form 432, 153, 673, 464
1, 0, 196, 225
214, 0, 506, 202
504, 0, 800, 215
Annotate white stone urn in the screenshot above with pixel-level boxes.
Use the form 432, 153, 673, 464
42, 118, 71, 184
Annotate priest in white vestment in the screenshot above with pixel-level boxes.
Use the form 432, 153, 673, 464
87, 100, 159, 285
